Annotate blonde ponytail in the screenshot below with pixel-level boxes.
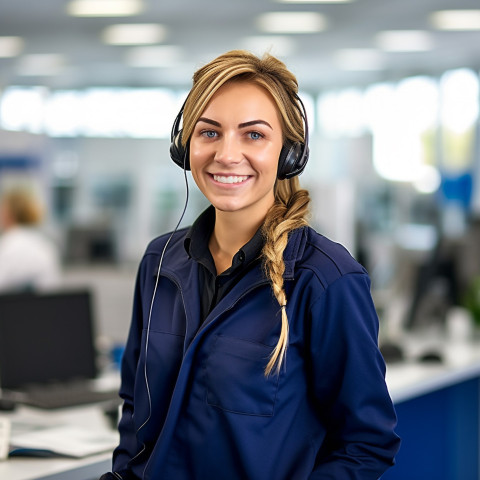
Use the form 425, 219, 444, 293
263, 177, 310, 376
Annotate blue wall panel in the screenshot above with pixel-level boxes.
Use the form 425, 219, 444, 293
382, 377, 479, 480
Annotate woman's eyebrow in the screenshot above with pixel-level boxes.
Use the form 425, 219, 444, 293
197, 117, 221, 127
196, 117, 273, 130
239, 119, 272, 129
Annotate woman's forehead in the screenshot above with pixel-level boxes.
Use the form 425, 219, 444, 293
200, 81, 281, 124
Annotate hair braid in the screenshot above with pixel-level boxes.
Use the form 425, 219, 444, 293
263, 178, 310, 376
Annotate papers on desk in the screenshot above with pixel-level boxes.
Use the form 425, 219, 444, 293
0, 417, 11, 460
9, 424, 119, 458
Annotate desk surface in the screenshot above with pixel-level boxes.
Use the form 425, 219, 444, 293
2, 337, 480, 480
386, 335, 480, 403
0, 404, 117, 480
0, 452, 111, 480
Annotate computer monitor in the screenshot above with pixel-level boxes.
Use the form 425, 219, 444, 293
0, 290, 98, 390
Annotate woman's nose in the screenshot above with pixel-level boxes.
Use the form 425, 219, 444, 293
214, 135, 242, 164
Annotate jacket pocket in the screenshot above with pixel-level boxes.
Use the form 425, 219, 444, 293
205, 335, 279, 416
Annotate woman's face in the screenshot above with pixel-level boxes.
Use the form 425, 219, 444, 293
189, 81, 283, 218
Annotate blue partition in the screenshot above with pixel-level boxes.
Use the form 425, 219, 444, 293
382, 377, 479, 480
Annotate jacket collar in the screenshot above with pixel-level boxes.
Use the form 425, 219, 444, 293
154, 224, 308, 283
155, 225, 308, 336
184, 205, 265, 277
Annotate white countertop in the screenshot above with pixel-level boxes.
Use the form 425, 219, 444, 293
0, 452, 112, 480
0, 405, 116, 480
386, 335, 480, 403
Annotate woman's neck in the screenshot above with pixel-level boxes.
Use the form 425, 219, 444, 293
209, 208, 266, 275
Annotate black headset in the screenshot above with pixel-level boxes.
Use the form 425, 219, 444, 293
169, 93, 310, 180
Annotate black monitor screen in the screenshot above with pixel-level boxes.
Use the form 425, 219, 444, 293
0, 290, 97, 389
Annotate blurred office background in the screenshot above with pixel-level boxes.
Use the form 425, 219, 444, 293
1, 0, 480, 349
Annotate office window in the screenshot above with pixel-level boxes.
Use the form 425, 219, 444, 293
0, 86, 47, 133
317, 88, 366, 137
0, 87, 185, 139
439, 68, 479, 172
366, 77, 440, 189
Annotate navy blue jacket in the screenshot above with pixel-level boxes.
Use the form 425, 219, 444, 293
111, 225, 400, 479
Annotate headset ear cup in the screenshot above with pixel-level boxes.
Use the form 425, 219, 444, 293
277, 141, 306, 180
169, 129, 190, 170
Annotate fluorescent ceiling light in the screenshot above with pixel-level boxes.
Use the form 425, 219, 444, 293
334, 48, 384, 71
67, 0, 143, 17
430, 10, 480, 30
256, 12, 327, 33
376, 30, 434, 52
102, 24, 167, 45
0, 36, 24, 57
125, 45, 183, 67
16, 54, 66, 76
275, 0, 353, 3
241, 36, 295, 57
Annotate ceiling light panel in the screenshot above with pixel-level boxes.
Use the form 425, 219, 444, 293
125, 45, 183, 67
430, 10, 480, 30
275, 0, 353, 3
0, 37, 24, 58
256, 12, 328, 33
67, 0, 143, 17
102, 24, 167, 45
376, 30, 434, 52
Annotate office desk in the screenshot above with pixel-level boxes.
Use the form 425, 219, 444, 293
0, 452, 111, 480
2, 338, 480, 480
0, 404, 117, 480
386, 336, 480, 402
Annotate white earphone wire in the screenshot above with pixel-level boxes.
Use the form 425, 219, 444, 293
138, 158, 189, 434
127, 154, 189, 479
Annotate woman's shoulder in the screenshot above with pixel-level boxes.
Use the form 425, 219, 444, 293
144, 227, 190, 257
296, 226, 367, 285
135, 228, 191, 280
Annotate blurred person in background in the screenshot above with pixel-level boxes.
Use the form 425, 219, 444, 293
0, 186, 61, 292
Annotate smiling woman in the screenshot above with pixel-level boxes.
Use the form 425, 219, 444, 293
100, 49, 400, 480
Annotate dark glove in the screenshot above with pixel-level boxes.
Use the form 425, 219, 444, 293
99, 474, 121, 480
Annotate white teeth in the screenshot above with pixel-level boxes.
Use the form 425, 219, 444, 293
213, 175, 248, 184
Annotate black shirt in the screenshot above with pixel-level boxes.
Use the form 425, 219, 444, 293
184, 206, 265, 321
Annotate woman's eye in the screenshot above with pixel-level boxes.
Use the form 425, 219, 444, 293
249, 131, 263, 140
203, 130, 217, 138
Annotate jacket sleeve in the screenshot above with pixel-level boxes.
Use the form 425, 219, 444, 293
110, 260, 146, 479
308, 272, 401, 479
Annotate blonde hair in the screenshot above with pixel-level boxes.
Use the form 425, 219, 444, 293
183, 50, 310, 375
1, 188, 44, 226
